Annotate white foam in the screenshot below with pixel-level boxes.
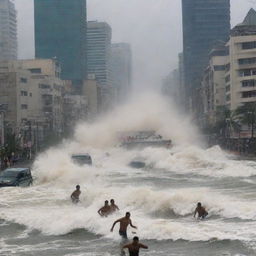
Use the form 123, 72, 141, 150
1, 93, 256, 244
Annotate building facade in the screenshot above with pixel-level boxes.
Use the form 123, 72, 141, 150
111, 43, 132, 102
225, 9, 256, 110
34, 0, 87, 91
0, 59, 64, 151
201, 46, 227, 125
0, 0, 17, 61
83, 76, 100, 119
87, 21, 112, 110
182, 0, 230, 111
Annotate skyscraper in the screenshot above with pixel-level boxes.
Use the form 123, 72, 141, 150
34, 0, 87, 90
111, 43, 132, 101
87, 21, 112, 88
182, 0, 230, 108
0, 0, 17, 60
87, 21, 112, 110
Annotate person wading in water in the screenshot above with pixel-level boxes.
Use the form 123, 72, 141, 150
70, 185, 81, 204
123, 236, 148, 256
110, 212, 137, 239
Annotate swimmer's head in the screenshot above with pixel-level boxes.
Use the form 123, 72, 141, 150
133, 236, 139, 244
197, 202, 201, 207
76, 185, 80, 190
110, 199, 115, 204
125, 212, 130, 218
105, 200, 109, 206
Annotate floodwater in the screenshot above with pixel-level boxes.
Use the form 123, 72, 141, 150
1, 94, 256, 256
1, 145, 256, 256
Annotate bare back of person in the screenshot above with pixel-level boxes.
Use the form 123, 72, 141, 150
197, 207, 207, 217
127, 244, 140, 256
123, 237, 148, 256
71, 186, 81, 203
71, 190, 81, 200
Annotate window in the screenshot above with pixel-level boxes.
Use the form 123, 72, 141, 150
39, 84, 51, 89
29, 93, 32, 97
225, 75, 230, 82
21, 104, 28, 109
239, 69, 256, 77
20, 78, 27, 83
242, 41, 256, 50
241, 80, 256, 87
226, 85, 230, 92
29, 68, 41, 74
242, 90, 256, 98
21, 90, 28, 96
238, 57, 256, 65
214, 65, 225, 71
226, 94, 231, 101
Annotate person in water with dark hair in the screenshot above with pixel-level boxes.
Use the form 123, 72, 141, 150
98, 200, 111, 217
123, 236, 148, 256
110, 212, 137, 239
70, 185, 81, 204
110, 199, 119, 213
194, 202, 208, 219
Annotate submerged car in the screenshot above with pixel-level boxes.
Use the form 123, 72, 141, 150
72, 154, 92, 166
0, 168, 33, 187
129, 157, 146, 169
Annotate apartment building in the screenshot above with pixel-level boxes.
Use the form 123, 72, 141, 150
201, 45, 228, 124
225, 9, 256, 110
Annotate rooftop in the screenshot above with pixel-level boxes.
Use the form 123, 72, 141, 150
231, 8, 256, 36
241, 8, 256, 26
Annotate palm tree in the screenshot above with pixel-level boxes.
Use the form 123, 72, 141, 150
234, 102, 256, 138
215, 106, 240, 137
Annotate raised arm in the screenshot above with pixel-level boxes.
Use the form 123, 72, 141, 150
122, 244, 130, 249
129, 219, 137, 229
111, 219, 120, 231
139, 243, 148, 249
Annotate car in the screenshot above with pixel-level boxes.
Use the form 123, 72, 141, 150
71, 154, 92, 166
0, 168, 33, 187
129, 157, 146, 169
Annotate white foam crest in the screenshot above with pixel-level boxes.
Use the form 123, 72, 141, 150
1, 182, 256, 240
74, 92, 200, 148
137, 145, 256, 178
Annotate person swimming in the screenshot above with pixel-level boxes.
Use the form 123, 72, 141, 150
194, 202, 208, 219
110, 199, 119, 213
98, 200, 111, 217
123, 236, 148, 256
70, 185, 81, 204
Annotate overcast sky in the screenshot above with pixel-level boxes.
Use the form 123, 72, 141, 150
13, 0, 256, 88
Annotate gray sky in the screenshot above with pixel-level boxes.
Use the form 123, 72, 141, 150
13, 0, 256, 88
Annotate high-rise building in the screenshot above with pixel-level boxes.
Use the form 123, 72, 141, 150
0, 0, 17, 60
87, 21, 112, 110
34, 0, 87, 90
111, 43, 132, 101
182, 0, 230, 109
87, 21, 112, 87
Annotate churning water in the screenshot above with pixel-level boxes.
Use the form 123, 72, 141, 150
1, 94, 256, 256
